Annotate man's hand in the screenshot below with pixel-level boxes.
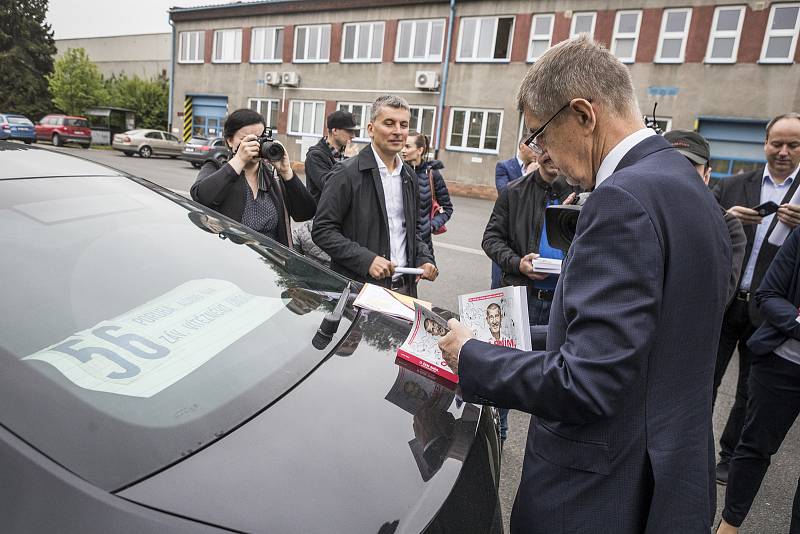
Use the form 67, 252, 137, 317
727, 206, 763, 226
777, 203, 800, 229
519, 253, 549, 281
417, 262, 438, 282
368, 256, 395, 279
438, 318, 474, 375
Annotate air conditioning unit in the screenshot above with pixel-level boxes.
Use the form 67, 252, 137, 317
282, 71, 300, 87
265, 71, 281, 86
415, 70, 440, 91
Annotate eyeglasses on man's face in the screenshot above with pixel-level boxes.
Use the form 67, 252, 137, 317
523, 99, 592, 154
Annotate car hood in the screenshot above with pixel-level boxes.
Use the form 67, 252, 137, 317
118, 308, 484, 533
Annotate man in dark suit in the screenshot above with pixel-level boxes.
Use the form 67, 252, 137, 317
710, 112, 800, 485
439, 36, 731, 533
312, 95, 437, 297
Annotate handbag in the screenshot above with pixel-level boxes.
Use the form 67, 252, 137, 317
428, 169, 447, 235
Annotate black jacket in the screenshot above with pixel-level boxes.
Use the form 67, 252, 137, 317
713, 166, 800, 325
412, 160, 453, 249
312, 146, 435, 294
190, 161, 316, 247
482, 170, 579, 287
304, 137, 338, 204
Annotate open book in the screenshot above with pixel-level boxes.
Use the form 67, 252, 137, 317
458, 287, 532, 351
396, 304, 458, 383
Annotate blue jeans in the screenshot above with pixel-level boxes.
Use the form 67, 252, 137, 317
499, 294, 552, 441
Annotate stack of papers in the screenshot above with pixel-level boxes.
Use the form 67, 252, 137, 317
532, 257, 562, 275
353, 283, 432, 322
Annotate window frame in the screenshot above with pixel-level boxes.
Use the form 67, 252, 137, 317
250, 26, 284, 64
446, 107, 504, 155
409, 105, 437, 143
527, 13, 555, 62
655, 7, 693, 64
293, 24, 331, 64
704, 5, 746, 64
759, 2, 800, 64
212, 28, 242, 64
395, 18, 447, 63
455, 15, 516, 63
569, 11, 597, 39
341, 21, 385, 63
287, 99, 325, 137
611, 10, 642, 64
178, 31, 204, 64
247, 98, 281, 130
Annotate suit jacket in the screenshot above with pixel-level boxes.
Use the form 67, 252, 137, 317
459, 135, 731, 533
748, 227, 800, 355
495, 157, 523, 193
713, 167, 800, 324
312, 146, 434, 295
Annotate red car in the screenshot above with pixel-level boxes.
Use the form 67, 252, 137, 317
35, 114, 92, 148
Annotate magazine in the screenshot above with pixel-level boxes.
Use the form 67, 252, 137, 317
458, 287, 532, 351
396, 303, 458, 383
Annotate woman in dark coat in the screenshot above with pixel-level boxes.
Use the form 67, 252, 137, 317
401, 131, 454, 260
190, 108, 316, 247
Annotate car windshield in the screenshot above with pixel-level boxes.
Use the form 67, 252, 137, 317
8, 116, 33, 125
188, 137, 208, 144
0, 175, 353, 490
65, 118, 89, 127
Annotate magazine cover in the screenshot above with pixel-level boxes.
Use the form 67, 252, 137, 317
396, 303, 458, 383
458, 287, 532, 351
385, 362, 455, 416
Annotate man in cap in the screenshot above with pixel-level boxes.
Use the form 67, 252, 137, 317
305, 110, 360, 203
664, 129, 746, 302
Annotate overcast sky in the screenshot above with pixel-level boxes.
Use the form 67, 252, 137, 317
47, 0, 247, 39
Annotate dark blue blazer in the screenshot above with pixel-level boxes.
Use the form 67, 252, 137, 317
459, 135, 731, 533
495, 157, 523, 193
748, 227, 800, 355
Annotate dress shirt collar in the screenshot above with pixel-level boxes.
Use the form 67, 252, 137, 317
595, 128, 656, 189
371, 144, 403, 177
762, 164, 799, 186
516, 157, 525, 173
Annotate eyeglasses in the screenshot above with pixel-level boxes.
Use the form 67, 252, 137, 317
523, 99, 591, 154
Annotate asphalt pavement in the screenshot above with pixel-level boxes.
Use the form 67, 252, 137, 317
47, 144, 798, 533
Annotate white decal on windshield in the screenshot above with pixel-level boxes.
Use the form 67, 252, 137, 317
24, 279, 286, 398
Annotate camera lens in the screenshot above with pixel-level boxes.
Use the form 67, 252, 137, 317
260, 140, 285, 162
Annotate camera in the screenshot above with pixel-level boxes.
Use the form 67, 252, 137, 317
257, 129, 285, 162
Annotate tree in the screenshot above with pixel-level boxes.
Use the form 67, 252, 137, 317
106, 73, 169, 130
0, 0, 57, 120
47, 47, 109, 116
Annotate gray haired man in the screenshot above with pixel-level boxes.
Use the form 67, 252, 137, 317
438, 36, 731, 533
313, 95, 437, 296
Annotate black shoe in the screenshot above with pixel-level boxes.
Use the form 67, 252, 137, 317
716, 461, 729, 486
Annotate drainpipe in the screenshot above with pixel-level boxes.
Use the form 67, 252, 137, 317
168, 16, 176, 133
434, 0, 456, 159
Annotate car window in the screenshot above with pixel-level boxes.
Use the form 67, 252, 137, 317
0, 176, 352, 490
65, 118, 89, 127
213, 139, 225, 148
166, 134, 180, 142
8, 117, 33, 126
144, 131, 162, 139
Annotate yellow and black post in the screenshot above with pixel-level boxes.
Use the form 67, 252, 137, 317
183, 97, 193, 142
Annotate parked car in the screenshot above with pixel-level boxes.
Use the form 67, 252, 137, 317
34, 114, 92, 148
180, 136, 229, 168
0, 140, 502, 534
112, 129, 184, 158
0, 114, 36, 144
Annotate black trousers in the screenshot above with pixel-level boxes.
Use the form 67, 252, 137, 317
713, 296, 756, 463
722, 352, 800, 531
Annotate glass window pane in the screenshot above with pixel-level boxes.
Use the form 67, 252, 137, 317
296, 28, 306, 59
575, 14, 593, 34
494, 17, 513, 59
398, 22, 412, 58
197, 32, 204, 60
618, 13, 639, 34
711, 37, 735, 58
531, 40, 549, 58
309, 27, 319, 59
344, 25, 356, 59
484, 113, 500, 150
314, 105, 324, 134
422, 109, 434, 138
731, 160, 761, 175
460, 19, 476, 58
534, 15, 552, 36
716, 9, 741, 32
666, 11, 687, 33
269, 101, 279, 128
410, 107, 420, 128
661, 38, 683, 58
249, 99, 259, 112
450, 111, 465, 146
766, 36, 792, 58
429, 21, 444, 57
252, 29, 263, 60
467, 112, 483, 148
477, 18, 495, 58
773, 6, 799, 30
302, 103, 313, 133
414, 22, 429, 58
290, 103, 300, 132
320, 26, 330, 59
371, 24, 383, 59
356, 25, 369, 58
710, 158, 731, 176
614, 38, 635, 59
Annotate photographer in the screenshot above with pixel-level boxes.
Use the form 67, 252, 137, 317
190, 108, 316, 247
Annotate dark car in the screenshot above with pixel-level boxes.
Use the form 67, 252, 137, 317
0, 140, 502, 534
34, 114, 92, 148
181, 136, 229, 168
0, 114, 36, 143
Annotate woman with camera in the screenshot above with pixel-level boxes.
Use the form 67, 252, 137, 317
190, 108, 316, 246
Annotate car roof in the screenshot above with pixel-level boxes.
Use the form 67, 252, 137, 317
0, 141, 124, 179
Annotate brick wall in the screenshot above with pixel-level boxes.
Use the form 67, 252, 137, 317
635, 8, 662, 63
242, 26, 251, 63
738, 7, 769, 63
594, 10, 615, 49
330, 22, 342, 63
204, 29, 214, 63
685, 5, 714, 63
283, 24, 294, 63
384, 19, 398, 63
510, 13, 532, 62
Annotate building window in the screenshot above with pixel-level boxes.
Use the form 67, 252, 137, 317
251, 27, 283, 63
656, 8, 692, 63
212, 29, 242, 63
760, 3, 800, 63
527, 14, 554, 62
410, 105, 436, 143
342, 21, 384, 62
294, 24, 331, 63
336, 102, 372, 141
248, 98, 280, 130
570, 12, 597, 39
612, 10, 642, 63
705, 6, 745, 63
447, 108, 503, 154
288, 100, 325, 136
396, 19, 446, 62
178, 31, 204, 63
456, 16, 515, 62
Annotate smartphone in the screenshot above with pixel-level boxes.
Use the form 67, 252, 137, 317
751, 201, 780, 217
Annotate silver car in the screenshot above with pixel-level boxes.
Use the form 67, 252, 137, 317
112, 129, 184, 158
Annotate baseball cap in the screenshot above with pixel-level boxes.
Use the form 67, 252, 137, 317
663, 129, 710, 166
327, 110, 359, 131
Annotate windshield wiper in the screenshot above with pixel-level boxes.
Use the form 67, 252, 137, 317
312, 282, 353, 350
